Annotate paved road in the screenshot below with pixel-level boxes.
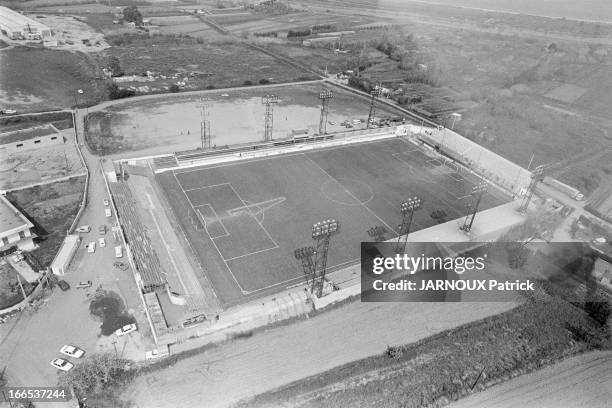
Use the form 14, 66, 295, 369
450, 351, 612, 408
125, 301, 516, 408
0, 122, 150, 404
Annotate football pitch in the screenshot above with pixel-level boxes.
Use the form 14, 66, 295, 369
156, 137, 511, 306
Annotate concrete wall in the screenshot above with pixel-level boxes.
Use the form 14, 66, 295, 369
0, 132, 63, 154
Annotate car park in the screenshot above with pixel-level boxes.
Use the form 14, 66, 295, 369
50, 358, 73, 371
60, 345, 85, 358
57, 280, 70, 291
115, 323, 137, 336
98, 238, 106, 248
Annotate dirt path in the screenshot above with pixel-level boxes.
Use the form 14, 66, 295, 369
124, 301, 516, 408
450, 351, 612, 408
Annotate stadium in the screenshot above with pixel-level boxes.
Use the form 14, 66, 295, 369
102, 83, 525, 343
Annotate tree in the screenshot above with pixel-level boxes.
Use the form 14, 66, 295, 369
123, 5, 143, 26
108, 55, 123, 77
59, 353, 132, 398
169, 84, 180, 93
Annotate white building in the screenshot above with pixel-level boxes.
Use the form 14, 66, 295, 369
0, 195, 35, 251
0, 6, 53, 40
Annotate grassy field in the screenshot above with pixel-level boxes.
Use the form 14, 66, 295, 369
156, 138, 509, 306
0, 47, 103, 112
84, 82, 403, 155
5, 176, 86, 268
0, 261, 35, 309
240, 291, 611, 407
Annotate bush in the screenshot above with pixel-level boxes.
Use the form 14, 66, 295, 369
107, 83, 135, 100
59, 353, 133, 398
243, 80, 253, 86
169, 84, 180, 93
259, 78, 271, 84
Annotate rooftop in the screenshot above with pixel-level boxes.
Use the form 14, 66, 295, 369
0, 6, 50, 33
0, 195, 33, 236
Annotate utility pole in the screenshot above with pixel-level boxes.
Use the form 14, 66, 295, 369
262, 94, 279, 142
461, 182, 488, 232
395, 197, 421, 253
318, 88, 333, 135
519, 165, 544, 213
367, 87, 382, 129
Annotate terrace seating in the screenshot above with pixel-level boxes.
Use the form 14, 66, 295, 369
109, 181, 166, 291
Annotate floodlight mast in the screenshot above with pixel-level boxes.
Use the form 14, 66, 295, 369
461, 182, 488, 232
199, 100, 211, 149
294, 246, 316, 288
318, 89, 334, 135
395, 197, 421, 253
262, 94, 279, 142
311, 219, 340, 297
367, 87, 382, 129
519, 165, 545, 214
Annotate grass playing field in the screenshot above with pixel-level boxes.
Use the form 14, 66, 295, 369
156, 137, 510, 307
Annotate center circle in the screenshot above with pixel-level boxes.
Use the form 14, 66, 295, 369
321, 178, 374, 206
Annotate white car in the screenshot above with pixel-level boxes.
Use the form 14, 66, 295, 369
105, 208, 112, 217
87, 242, 96, 253
145, 348, 169, 360
103, 198, 110, 206
76, 225, 91, 233
114, 245, 123, 258
50, 358, 73, 371
60, 345, 85, 359
98, 238, 106, 248
115, 323, 137, 336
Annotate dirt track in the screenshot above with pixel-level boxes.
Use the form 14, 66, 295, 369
124, 301, 516, 408
450, 350, 612, 408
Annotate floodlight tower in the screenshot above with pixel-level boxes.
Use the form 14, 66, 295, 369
294, 246, 316, 290
367, 225, 387, 242
367, 87, 382, 129
262, 94, 279, 142
519, 165, 545, 214
318, 88, 334, 135
311, 219, 340, 297
199, 101, 211, 149
460, 182, 488, 233
395, 197, 421, 253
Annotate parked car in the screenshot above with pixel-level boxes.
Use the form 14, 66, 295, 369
115, 323, 137, 336
98, 238, 106, 248
57, 280, 70, 291
87, 242, 96, 253
105, 208, 112, 217
103, 198, 110, 206
60, 345, 85, 358
99, 224, 107, 235
76, 225, 91, 233
113, 261, 128, 271
76, 281, 92, 289
114, 246, 123, 258
50, 358, 73, 371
